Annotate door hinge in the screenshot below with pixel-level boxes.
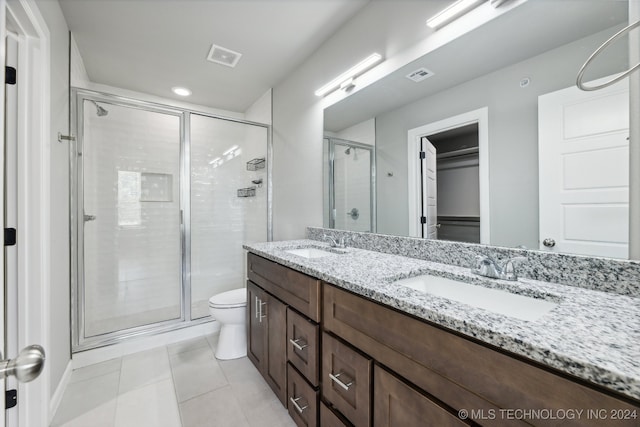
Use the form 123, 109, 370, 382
420, 216, 427, 224
5, 389, 17, 409
4, 228, 16, 246
419, 151, 426, 159
5, 66, 16, 85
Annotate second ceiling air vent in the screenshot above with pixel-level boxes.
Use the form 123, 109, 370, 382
406, 67, 435, 83
207, 44, 243, 68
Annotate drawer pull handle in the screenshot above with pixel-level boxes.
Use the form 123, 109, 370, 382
254, 296, 259, 319
329, 372, 353, 391
289, 338, 308, 351
289, 396, 308, 414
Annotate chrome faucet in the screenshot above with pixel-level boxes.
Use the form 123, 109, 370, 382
472, 256, 527, 281
323, 234, 348, 248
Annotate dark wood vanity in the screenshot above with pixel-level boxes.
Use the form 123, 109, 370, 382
246, 253, 639, 426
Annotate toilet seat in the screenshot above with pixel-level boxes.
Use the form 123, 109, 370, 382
209, 288, 246, 309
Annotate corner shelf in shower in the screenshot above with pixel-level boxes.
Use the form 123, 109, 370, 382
246, 157, 265, 171
237, 186, 257, 197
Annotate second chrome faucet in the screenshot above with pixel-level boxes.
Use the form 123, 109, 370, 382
472, 255, 527, 281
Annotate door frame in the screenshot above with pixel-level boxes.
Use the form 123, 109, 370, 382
407, 107, 490, 243
3, 0, 50, 426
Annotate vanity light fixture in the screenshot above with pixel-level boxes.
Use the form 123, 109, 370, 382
171, 86, 192, 97
426, 0, 484, 29
314, 53, 383, 97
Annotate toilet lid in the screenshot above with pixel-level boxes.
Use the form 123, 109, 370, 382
209, 288, 247, 308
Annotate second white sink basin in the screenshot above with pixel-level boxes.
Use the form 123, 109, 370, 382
284, 247, 339, 259
394, 275, 558, 321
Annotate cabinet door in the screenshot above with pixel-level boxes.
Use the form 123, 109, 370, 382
374, 366, 469, 427
322, 332, 371, 427
265, 292, 288, 406
247, 281, 266, 371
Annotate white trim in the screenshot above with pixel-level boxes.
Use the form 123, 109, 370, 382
407, 107, 490, 243
6, 0, 51, 426
48, 360, 72, 420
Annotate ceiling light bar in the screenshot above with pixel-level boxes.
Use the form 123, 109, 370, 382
223, 145, 239, 156
426, 0, 484, 29
315, 53, 383, 97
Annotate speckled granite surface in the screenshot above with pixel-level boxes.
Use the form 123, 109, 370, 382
243, 239, 640, 402
308, 227, 640, 298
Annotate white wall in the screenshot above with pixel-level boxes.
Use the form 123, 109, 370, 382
334, 118, 375, 146
34, 0, 71, 399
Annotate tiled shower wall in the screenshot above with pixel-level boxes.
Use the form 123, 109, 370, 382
190, 114, 268, 318
83, 102, 182, 337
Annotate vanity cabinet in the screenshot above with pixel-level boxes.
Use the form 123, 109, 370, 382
323, 283, 640, 427
246, 253, 322, 425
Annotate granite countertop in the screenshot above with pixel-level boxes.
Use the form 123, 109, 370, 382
243, 239, 640, 402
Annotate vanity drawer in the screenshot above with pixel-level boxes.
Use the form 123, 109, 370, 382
287, 308, 319, 386
288, 363, 319, 427
323, 284, 639, 427
248, 253, 321, 321
320, 402, 351, 427
374, 365, 469, 427
322, 332, 371, 427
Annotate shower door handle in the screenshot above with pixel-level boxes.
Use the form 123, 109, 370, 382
84, 214, 97, 222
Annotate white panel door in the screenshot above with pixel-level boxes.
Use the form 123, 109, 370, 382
421, 137, 438, 239
538, 78, 629, 258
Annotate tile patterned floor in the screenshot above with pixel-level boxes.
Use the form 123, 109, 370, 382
51, 335, 297, 427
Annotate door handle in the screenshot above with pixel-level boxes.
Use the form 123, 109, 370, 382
83, 214, 97, 222
0, 345, 45, 383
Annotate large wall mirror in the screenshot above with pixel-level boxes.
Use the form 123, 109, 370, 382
324, 0, 635, 259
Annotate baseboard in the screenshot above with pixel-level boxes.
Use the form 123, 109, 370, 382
49, 359, 73, 423
72, 320, 220, 369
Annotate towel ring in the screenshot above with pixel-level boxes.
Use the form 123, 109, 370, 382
576, 20, 640, 91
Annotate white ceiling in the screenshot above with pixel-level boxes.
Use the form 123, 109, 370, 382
59, 0, 372, 112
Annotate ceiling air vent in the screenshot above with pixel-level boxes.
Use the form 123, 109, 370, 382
207, 44, 242, 68
406, 67, 434, 83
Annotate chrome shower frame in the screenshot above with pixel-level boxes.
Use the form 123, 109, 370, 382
326, 137, 376, 232
70, 88, 273, 352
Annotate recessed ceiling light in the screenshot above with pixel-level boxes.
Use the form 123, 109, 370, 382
172, 87, 192, 97
426, 0, 484, 29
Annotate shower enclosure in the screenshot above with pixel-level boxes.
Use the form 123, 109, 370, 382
71, 89, 270, 351
325, 137, 375, 232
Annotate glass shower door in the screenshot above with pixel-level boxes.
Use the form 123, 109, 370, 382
190, 114, 268, 319
329, 139, 374, 232
80, 100, 183, 339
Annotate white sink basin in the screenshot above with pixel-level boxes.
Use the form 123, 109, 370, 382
284, 247, 339, 259
394, 275, 558, 321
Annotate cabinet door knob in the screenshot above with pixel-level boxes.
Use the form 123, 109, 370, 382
289, 396, 308, 414
543, 238, 556, 248
289, 338, 308, 351
329, 372, 353, 391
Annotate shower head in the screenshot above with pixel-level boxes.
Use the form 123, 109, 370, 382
89, 100, 109, 117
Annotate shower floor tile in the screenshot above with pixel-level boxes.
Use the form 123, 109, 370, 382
51, 334, 296, 427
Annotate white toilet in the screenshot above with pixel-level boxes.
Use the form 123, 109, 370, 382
208, 288, 247, 360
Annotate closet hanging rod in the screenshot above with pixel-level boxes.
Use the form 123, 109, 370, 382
576, 20, 640, 91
